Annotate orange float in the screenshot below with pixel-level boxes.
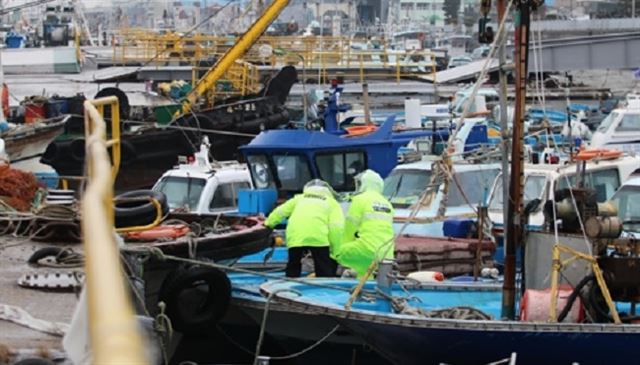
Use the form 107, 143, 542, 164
573, 148, 622, 161
124, 224, 191, 241
2, 84, 8, 118
345, 125, 378, 136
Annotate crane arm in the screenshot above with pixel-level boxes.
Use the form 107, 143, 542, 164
180, 0, 290, 115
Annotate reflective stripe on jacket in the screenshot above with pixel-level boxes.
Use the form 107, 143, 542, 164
265, 191, 344, 251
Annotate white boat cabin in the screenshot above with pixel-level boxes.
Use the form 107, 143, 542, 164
591, 93, 640, 153
488, 155, 640, 230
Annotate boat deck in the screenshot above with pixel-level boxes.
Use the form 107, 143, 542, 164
0, 237, 78, 363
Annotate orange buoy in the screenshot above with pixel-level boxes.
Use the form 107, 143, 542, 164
573, 148, 622, 161
345, 125, 377, 136
2, 84, 9, 119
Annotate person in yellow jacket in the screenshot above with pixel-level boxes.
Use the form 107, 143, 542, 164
265, 179, 344, 278
335, 169, 395, 277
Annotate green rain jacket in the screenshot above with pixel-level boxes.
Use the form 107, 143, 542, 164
265, 186, 344, 253
336, 170, 395, 277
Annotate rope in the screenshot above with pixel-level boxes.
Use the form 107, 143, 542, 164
155, 301, 174, 365
120, 246, 382, 297
252, 288, 340, 363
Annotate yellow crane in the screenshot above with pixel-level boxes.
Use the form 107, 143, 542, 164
179, 0, 291, 116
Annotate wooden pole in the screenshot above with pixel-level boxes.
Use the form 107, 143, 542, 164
502, 0, 531, 320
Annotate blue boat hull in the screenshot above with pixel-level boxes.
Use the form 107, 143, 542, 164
342, 318, 636, 365
261, 280, 640, 365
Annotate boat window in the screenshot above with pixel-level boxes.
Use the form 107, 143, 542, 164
383, 169, 432, 207
556, 168, 620, 202
610, 185, 640, 232
210, 181, 251, 210
316, 151, 366, 191
596, 112, 619, 133
447, 168, 500, 207
615, 114, 640, 132
273, 154, 312, 191
246, 154, 275, 189
491, 174, 548, 211
154, 176, 206, 211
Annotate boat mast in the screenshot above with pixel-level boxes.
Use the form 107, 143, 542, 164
501, 0, 539, 320
497, 0, 509, 258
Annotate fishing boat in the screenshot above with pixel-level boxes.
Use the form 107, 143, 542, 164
259, 271, 639, 365
40, 66, 297, 191
239, 86, 493, 196
120, 212, 273, 338
1, 115, 68, 172
591, 92, 640, 153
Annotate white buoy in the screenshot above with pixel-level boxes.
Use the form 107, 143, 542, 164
404, 98, 421, 129
407, 271, 444, 283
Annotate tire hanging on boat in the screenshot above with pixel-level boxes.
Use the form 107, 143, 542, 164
158, 265, 231, 335
113, 190, 169, 228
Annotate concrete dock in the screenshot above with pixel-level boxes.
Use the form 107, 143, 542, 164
0, 238, 78, 364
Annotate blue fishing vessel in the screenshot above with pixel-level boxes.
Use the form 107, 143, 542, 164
260, 279, 640, 365
240, 87, 490, 195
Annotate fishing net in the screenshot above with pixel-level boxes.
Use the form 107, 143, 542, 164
0, 165, 39, 211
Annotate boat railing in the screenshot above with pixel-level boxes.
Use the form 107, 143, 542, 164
82, 96, 148, 364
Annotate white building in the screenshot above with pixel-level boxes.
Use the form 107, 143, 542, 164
399, 0, 445, 27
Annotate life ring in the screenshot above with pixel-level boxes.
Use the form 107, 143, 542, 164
158, 265, 231, 335
113, 190, 169, 228
573, 148, 622, 161
345, 125, 378, 136
2, 84, 9, 118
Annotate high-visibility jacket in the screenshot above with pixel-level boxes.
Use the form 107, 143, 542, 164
336, 171, 395, 277
265, 187, 343, 253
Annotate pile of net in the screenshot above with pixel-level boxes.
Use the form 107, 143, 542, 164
0, 165, 39, 211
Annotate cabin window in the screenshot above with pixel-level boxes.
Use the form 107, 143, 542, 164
597, 112, 619, 133
247, 154, 275, 189
154, 176, 206, 211
447, 169, 500, 207
610, 185, 640, 232
615, 114, 640, 132
384, 169, 432, 207
210, 181, 251, 210
273, 154, 312, 191
316, 152, 366, 191
557, 168, 620, 202
489, 174, 548, 211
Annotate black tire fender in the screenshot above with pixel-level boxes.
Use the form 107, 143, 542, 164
114, 190, 168, 228
158, 265, 231, 335
94, 87, 131, 120
27, 247, 69, 265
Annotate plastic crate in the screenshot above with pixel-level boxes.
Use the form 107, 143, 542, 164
442, 219, 474, 238
238, 189, 278, 215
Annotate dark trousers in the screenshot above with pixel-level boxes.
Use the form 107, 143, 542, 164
286, 246, 337, 278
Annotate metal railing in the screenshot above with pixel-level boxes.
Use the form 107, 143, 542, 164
191, 60, 262, 103
111, 32, 438, 84
82, 96, 148, 364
